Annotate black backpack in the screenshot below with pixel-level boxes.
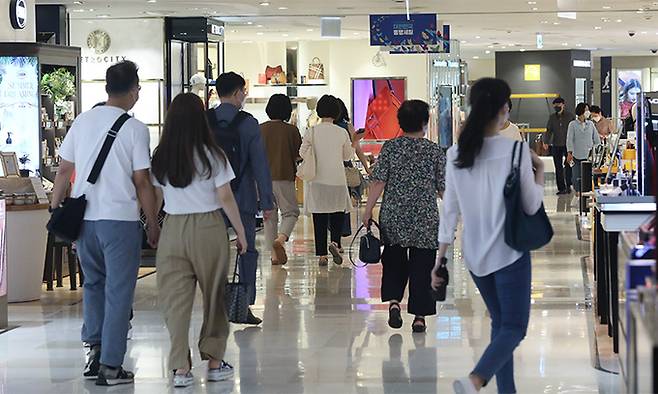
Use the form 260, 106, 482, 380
207, 109, 250, 191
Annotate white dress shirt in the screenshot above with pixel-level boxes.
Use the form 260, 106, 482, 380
439, 136, 544, 276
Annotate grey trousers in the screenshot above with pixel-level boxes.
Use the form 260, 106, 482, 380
264, 180, 301, 245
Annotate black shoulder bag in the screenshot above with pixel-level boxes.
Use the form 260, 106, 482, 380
349, 220, 382, 267
46, 113, 132, 242
503, 141, 554, 251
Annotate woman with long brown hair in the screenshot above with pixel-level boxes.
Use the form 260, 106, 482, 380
151, 93, 247, 388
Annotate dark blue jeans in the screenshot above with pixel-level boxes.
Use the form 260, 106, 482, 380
470, 253, 531, 394
238, 212, 259, 305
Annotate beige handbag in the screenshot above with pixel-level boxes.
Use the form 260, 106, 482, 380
297, 127, 317, 181
308, 57, 325, 80
345, 166, 362, 188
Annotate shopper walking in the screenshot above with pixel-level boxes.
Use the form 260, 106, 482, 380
335, 98, 372, 174
49, 60, 160, 386
567, 103, 601, 194
261, 94, 302, 266
300, 95, 354, 266
362, 99, 446, 333
433, 78, 545, 394
543, 97, 575, 195
151, 93, 247, 388
213, 72, 275, 325
590, 105, 615, 141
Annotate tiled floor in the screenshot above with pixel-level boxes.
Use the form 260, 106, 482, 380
0, 189, 622, 393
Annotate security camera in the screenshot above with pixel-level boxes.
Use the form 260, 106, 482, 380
652, 49, 658, 54
629, 31, 636, 37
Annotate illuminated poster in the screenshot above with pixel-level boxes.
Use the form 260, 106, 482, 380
618, 69, 642, 132
438, 86, 453, 147
0, 199, 6, 298
0, 57, 41, 175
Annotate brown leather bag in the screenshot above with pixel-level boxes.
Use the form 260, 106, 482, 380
265, 65, 284, 82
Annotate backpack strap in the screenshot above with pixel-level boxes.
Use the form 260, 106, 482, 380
87, 113, 131, 184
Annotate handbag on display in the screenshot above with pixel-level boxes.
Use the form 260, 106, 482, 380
224, 254, 250, 324
308, 57, 325, 80
364, 80, 403, 140
349, 220, 382, 267
46, 113, 131, 242
504, 141, 554, 251
265, 65, 284, 82
296, 127, 317, 181
271, 72, 287, 85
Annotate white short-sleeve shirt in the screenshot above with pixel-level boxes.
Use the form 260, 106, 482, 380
59, 106, 151, 222
153, 151, 235, 215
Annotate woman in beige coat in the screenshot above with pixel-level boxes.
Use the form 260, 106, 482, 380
300, 95, 354, 266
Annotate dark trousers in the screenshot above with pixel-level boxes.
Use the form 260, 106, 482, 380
312, 212, 344, 256
551, 146, 572, 192
471, 253, 531, 394
238, 212, 258, 305
381, 245, 437, 317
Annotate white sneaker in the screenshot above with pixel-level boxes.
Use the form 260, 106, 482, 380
208, 361, 234, 382
173, 371, 194, 388
453, 377, 479, 394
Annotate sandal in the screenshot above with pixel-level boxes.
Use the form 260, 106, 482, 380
388, 303, 403, 329
412, 316, 426, 333
319, 257, 329, 267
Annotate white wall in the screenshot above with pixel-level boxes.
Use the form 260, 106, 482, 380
225, 41, 286, 86
0, 0, 35, 42
468, 58, 495, 81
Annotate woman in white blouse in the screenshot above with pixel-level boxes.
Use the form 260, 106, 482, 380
432, 78, 545, 394
300, 95, 354, 266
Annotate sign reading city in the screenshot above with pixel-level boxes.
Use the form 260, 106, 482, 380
9, 0, 27, 30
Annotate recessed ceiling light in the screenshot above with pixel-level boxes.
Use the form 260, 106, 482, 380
561, 42, 569, 46
520, 48, 526, 52
532, 7, 538, 11
146, 0, 156, 3
602, 5, 611, 9
576, 43, 582, 47
278, 6, 288, 10
540, 20, 548, 24
501, 46, 507, 49
98, 14, 110, 18
247, 21, 253, 25
353, 32, 360, 35
71, 9, 85, 12
462, 40, 468, 43
257, 24, 263, 28
553, 22, 560, 25
616, 19, 623, 23
487, 45, 494, 48
527, 1, 536, 4
473, 56, 480, 59
485, 50, 491, 54
257, 32, 264, 35
475, 35, 481, 39
594, 26, 602, 30
306, 28, 314, 32
259, 1, 270, 5
73, 0, 83, 4
642, 31, 648, 34
282, 33, 289, 37
242, 40, 253, 44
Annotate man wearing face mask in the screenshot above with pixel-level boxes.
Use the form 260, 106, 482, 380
543, 97, 576, 195
590, 105, 615, 141
213, 72, 274, 325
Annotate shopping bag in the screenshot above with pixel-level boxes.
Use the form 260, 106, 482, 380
224, 255, 250, 324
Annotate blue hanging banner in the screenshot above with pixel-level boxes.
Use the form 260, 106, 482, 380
370, 14, 438, 47
600, 56, 612, 116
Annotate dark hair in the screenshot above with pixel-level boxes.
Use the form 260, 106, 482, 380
105, 61, 139, 95
335, 98, 350, 123
456, 78, 511, 169
316, 95, 340, 119
266, 94, 293, 121
590, 105, 602, 114
575, 102, 589, 116
552, 97, 566, 105
152, 93, 227, 188
508, 99, 513, 111
397, 100, 430, 133
217, 72, 246, 97
621, 79, 642, 99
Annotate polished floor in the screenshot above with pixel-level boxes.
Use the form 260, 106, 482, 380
0, 189, 622, 394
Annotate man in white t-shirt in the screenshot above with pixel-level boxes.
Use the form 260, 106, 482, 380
50, 61, 160, 387
499, 100, 523, 141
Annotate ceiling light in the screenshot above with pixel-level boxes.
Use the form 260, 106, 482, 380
146, 0, 156, 3
475, 35, 481, 39
576, 43, 582, 47
532, 7, 538, 10
520, 48, 526, 52
485, 50, 491, 54
594, 26, 602, 30
278, 6, 288, 10
257, 24, 263, 28
501, 46, 507, 49
553, 22, 560, 25
73, 1, 83, 4
487, 45, 494, 48
527, 1, 536, 4
642, 31, 648, 34
473, 56, 480, 59
97, 14, 110, 18
353, 32, 360, 35
256, 32, 264, 35
247, 21, 253, 25
259, 2, 270, 6
71, 9, 85, 12
462, 40, 468, 43
306, 28, 314, 32
282, 33, 289, 37
616, 19, 622, 23
231, 29, 237, 33
561, 42, 569, 46
242, 40, 253, 44
602, 5, 611, 9
540, 20, 548, 24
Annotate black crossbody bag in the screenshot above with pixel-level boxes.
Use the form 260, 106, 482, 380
46, 113, 132, 242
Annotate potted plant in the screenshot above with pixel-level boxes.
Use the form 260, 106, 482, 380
41, 68, 75, 121
18, 154, 30, 177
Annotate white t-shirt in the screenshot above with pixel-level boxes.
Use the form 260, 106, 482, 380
439, 136, 544, 276
499, 122, 523, 141
153, 151, 235, 215
59, 106, 151, 222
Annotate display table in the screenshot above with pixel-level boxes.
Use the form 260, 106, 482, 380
6, 204, 49, 303
627, 297, 658, 393
593, 192, 655, 353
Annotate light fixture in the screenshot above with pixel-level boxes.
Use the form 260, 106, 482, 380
473, 56, 480, 59
242, 40, 253, 44
257, 24, 263, 28
353, 32, 360, 35
527, 1, 536, 4
642, 31, 648, 34
73, 0, 83, 4
602, 5, 611, 9
616, 19, 623, 23
257, 32, 264, 35
501, 46, 507, 49
485, 50, 491, 54
282, 33, 289, 37
146, 0, 156, 3
553, 22, 560, 25
594, 26, 602, 30
231, 29, 238, 33
306, 28, 314, 32
520, 48, 526, 52
475, 35, 481, 39
462, 40, 468, 43
259, 2, 270, 6
247, 21, 253, 25
278, 6, 288, 10
561, 42, 569, 46
576, 43, 582, 47
532, 7, 538, 10
487, 45, 494, 48
540, 20, 548, 24
98, 14, 110, 18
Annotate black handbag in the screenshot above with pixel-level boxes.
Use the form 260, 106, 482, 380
431, 257, 449, 302
349, 220, 382, 267
46, 114, 131, 242
504, 141, 554, 251
341, 212, 352, 237
224, 254, 250, 324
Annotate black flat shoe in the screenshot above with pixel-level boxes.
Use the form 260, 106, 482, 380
245, 308, 262, 325
412, 317, 426, 333
388, 303, 403, 329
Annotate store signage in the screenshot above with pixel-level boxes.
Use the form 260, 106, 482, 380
524, 64, 541, 81
573, 60, 591, 68
370, 14, 438, 47
536, 33, 543, 49
210, 24, 224, 37
0, 57, 41, 175
600, 56, 612, 116
9, 0, 27, 30
83, 30, 129, 64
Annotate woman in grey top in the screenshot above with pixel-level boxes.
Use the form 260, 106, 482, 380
567, 103, 601, 194
362, 100, 446, 333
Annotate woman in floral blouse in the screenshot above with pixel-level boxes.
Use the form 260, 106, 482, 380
362, 99, 447, 333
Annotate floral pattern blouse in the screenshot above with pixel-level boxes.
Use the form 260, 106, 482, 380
371, 136, 447, 250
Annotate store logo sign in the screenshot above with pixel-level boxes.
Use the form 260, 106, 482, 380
9, 0, 27, 30
87, 30, 112, 55
210, 24, 224, 36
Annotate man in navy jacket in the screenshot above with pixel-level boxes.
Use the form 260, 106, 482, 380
215, 72, 274, 325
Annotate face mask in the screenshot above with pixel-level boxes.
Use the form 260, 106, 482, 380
592, 115, 601, 122
554, 106, 562, 113
584, 111, 591, 118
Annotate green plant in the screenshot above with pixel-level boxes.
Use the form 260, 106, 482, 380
41, 68, 75, 117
